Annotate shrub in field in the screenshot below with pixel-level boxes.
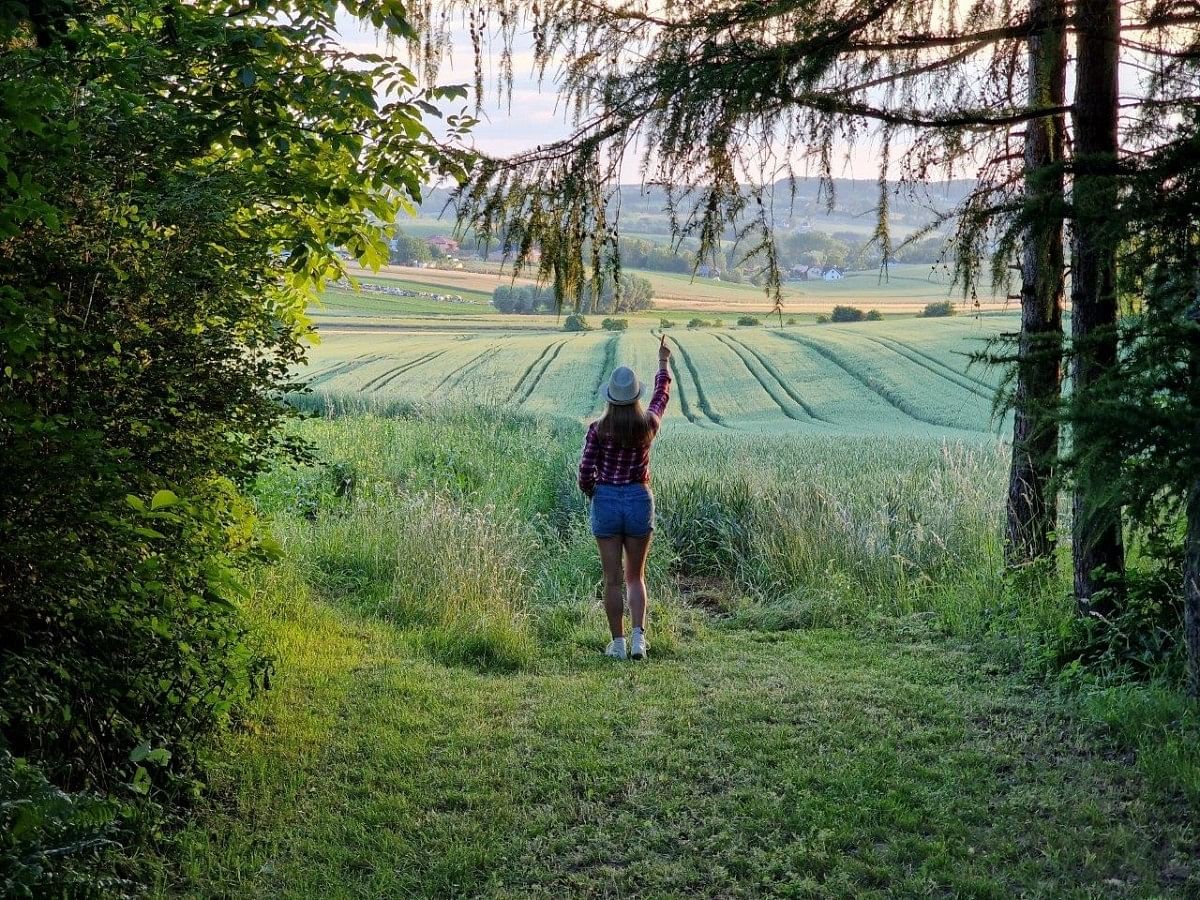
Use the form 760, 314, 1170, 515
736, 315, 761, 326
563, 314, 589, 331
711, 319, 726, 328
601, 317, 629, 331
688, 318, 709, 328
816, 314, 831, 324
830, 305, 866, 323
866, 309, 883, 321
785, 317, 799, 325
1044, 559, 1185, 680
0, 749, 134, 899
660, 318, 675, 329
921, 301, 957, 317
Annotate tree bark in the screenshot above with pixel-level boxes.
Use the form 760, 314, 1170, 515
1069, 0, 1125, 611
1006, 0, 1066, 564
1186, 478, 1200, 697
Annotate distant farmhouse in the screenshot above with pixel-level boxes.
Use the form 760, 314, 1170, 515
788, 264, 844, 282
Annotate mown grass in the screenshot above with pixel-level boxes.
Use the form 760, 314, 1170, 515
153, 407, 1200, 896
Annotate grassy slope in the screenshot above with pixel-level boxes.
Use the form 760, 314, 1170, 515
156, 413, 1198, 898
165, 584, 1188, 898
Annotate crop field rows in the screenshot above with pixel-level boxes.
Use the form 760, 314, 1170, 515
298, 317, 1015, 438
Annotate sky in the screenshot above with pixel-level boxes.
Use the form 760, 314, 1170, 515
335, 14, 891, 184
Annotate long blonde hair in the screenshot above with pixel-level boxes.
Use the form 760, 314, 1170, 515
595, 400, 653, 448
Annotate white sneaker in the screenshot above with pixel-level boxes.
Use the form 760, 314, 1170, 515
605, 638, 627, 660
630, 629, 648, 660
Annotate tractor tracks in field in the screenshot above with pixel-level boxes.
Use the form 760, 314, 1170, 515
361, 350, 448, 393
773, 331, 987, 433
433, 345, 502, 393
835, 331, 996, 400
512, 339, 571, 405
664, 334, 730, 429
516, 340, 571, 408
711, 333, 831, 424
306, 354, 385, 387
666, 354, 708, 427
588, 334, 621, 415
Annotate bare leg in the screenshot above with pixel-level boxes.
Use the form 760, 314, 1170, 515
623, 533, 652, 632
596, 537, 626, 639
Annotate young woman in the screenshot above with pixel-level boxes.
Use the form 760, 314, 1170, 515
577, 337, 672, 660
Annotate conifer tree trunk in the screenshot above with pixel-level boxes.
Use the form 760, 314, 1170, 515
1187, 478, 1200, 697
1069, 0, 1125, 610
1006, 0, 1066, 564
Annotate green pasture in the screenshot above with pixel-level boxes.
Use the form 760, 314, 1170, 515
315, 282, 493, 317
298, 315, 1012, 439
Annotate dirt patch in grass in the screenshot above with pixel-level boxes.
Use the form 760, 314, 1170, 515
673, 574, 739, 618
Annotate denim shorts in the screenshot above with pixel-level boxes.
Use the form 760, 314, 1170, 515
589, 482, 655, 538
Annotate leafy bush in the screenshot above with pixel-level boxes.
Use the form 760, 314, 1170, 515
785, 317, 799, 325
921, 301, 957, 318
1, 749, 134, 898
0, 0, 456, 813
688, 318, 709, 328
659, 318, 675, 329
493, 284, 556, 314
563, 314, 589, 331
816, 314, 831, 324
830, 305, 866, 323
711, 319, 726, 328
601, 317, 629, 331
1046, 558, 1185, 680
866, 309, 884, 321
737, 315, 761, 326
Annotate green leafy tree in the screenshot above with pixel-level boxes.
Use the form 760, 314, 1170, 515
0, 0, 467, 800
391, 229, 433, 265
1065, 125, 1200, 691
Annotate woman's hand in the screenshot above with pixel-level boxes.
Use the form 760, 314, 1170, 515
658, 334, 671, 367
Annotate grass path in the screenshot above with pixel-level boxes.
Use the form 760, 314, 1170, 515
164, 597, 1185, 898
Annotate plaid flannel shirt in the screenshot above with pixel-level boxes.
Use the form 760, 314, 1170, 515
578, 368, 672, 496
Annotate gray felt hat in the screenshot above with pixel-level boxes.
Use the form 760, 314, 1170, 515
600, 366, 644, 405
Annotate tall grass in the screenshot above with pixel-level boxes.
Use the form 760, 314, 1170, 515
650, 430, 1039, 631
252, 403, 1064, 673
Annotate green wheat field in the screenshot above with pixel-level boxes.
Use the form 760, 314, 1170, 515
155, 299, 1199, 897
